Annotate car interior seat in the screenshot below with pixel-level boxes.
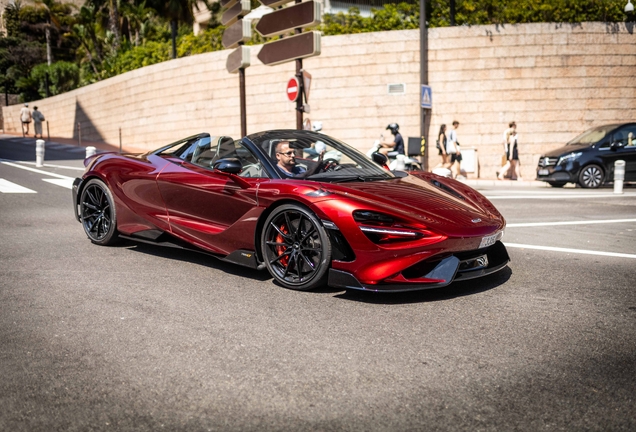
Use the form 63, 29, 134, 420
210, 137, 236, 167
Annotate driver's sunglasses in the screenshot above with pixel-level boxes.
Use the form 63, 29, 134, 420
277, 151, 296, 157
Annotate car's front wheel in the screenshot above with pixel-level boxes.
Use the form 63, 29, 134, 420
578, 164, 604, 189
261, 204, 331, 291
80, 178, 119, 245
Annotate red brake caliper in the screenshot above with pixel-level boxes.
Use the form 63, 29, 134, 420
275, 224, 290, 267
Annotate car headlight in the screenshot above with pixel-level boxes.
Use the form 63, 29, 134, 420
557, 152, 582, 166
353, 210, 444, 245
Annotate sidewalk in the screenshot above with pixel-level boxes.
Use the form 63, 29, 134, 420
0, 131, 147, 153
460, 178, 551, 188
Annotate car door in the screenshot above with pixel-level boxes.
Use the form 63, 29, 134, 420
608, 125, 636, 181
156, 136, 269, 255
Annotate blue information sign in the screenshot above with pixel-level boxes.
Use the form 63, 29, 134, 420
420, 85, 432, 109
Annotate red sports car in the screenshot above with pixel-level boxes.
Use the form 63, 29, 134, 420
72, 130, 509, 292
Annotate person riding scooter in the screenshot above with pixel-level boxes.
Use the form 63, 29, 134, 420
378, 123, 405, 157
366, 123, 421, 171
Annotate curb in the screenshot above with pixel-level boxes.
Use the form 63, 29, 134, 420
459, 178, 552, 188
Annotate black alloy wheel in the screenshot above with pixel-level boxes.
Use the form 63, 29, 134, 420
80, 178, 119, 245
261, 204, 331, 290
578, 164, 604, 189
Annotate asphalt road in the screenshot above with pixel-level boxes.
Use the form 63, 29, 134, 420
1, 136, 635, 431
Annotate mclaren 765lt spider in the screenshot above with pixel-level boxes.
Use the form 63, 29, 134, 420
72, 130, 509, 292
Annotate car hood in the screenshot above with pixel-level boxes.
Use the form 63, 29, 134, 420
543, 143, 589, 157
322, 174, 504, 237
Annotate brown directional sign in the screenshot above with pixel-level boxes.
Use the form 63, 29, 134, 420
258, 0, 294, 9
226, 46, 251, 73
221, 0, 251, 26
257, 31, 321, 66
222, 19, 252, 49
255, 1, 321, 38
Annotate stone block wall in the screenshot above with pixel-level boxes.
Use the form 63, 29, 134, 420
3, 22, 635, 178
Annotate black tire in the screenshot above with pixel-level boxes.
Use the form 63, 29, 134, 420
80, 178, 119, 245
547, 181, 567, 188
261, 204, 331, 291
578, 164, 604, 189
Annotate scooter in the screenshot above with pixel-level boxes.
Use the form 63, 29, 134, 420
366, 137, 422, 171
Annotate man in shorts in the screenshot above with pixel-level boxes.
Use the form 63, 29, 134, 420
20, 103, 32, 137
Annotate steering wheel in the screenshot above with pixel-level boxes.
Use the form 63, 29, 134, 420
321, 159, 341, 172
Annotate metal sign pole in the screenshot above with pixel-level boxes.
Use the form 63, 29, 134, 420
239, 67, 247, 137
420, 0, 430, 171
296, 58, 303, 130
295, 0, 303, 131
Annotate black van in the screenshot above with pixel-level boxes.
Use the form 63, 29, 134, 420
536, 123, 636, 188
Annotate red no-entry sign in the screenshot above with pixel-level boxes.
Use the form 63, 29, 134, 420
286, 77, 300, 102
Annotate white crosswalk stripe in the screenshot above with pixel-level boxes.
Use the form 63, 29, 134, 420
0, 178, 37, 193
42, 178, 75, 189
1, 161, 76, 192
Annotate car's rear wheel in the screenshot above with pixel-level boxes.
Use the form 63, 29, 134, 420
578, 164, 604, 189
261, 204, 331, 291
80, 178, 119, 245
547, 181, 567, 188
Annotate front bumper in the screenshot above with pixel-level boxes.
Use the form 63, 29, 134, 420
535, 162, 578, 183
328, 241, 510, 292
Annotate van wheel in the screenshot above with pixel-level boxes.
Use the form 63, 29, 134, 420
578, 164, 604, 189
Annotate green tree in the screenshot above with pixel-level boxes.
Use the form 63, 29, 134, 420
30, 61, 80, 97
150, 0, 210, 58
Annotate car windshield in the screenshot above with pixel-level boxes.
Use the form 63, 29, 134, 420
248, 130, 395, 182
567, 125, 617, 145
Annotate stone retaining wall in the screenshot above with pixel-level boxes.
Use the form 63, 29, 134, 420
3, 22, 634, 178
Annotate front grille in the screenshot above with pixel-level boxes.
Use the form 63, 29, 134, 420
538, 157, 558, 167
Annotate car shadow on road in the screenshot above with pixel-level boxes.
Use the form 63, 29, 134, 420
334, 267, 512, 305
117, 239, 512, 300
120, 240, 272, 282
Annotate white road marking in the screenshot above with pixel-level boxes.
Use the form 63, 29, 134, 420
486, 193, 636, 199
504, 243, 636, 259
42, 178, 75, 189
0, 178, 37, 193
507, 218, 636, 228
17, 161, 84, 171
1, 161, 75, 180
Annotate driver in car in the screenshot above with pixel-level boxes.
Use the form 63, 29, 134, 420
275, 140, 326, 178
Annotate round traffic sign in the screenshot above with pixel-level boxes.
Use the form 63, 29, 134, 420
286, 77, 300, 102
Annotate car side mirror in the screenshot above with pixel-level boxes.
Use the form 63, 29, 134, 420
213, 158, 242, 174
610, 140, 626, 150
371, 152, 388, 166
212, 158, 251, 189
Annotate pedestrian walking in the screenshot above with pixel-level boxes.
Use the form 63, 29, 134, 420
435, 124, 448, 168
20, 103, 32, 137
32, 106, 45, 139
447, 120, 461, 178
508, 129, 522, 181
498, 121, 516, 180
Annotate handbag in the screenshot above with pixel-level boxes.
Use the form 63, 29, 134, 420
435, 139, 441, 150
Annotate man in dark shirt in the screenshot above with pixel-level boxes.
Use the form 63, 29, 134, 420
275, 141, 306, 177
379, 123, 404, 157
275, 140, 327, 179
